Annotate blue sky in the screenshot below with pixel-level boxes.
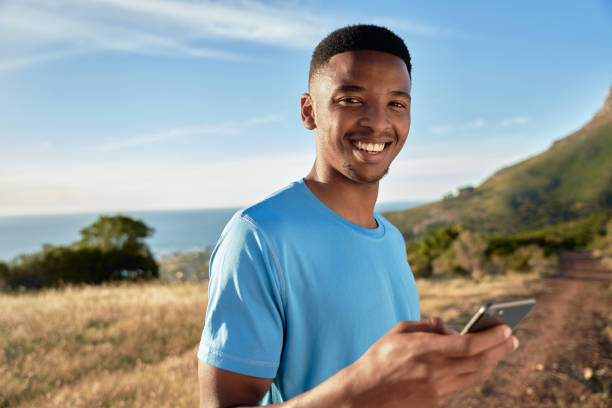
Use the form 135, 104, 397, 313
1, 0, 611, 215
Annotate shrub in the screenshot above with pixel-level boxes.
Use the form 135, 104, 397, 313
406, 223, 566, 279
407, 225, 460, 277
2, 215, 158, 290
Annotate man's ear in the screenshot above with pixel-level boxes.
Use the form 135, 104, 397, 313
300, 93, 316, 130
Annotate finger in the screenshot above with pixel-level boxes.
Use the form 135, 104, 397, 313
429, 317, 458, 335
392, 317, 449, 335
434, 354, 509, 400
431, 335, 518, 381
433, 324, 513, 357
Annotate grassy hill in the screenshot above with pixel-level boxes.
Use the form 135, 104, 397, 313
386, 85, 612, 238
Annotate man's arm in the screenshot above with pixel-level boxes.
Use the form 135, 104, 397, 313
199, 318, 518, 408
198, 362, 274, 408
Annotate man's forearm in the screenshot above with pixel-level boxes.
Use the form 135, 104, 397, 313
227, 320, 518, 408
235, 363, 356, 408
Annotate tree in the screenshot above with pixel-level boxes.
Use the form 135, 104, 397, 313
0, 261, 9, 289
2, 215, 159, 290
75, 214, 159, 279
76, 215, 154, 254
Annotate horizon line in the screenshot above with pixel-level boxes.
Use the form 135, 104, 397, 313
0, 199, 432, 218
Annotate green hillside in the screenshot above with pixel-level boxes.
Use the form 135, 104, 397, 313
386, 85, 612, 238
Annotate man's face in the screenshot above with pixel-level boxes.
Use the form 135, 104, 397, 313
302, 50, 411, 184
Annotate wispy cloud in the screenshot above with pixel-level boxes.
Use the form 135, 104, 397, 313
94, 124, 237, 153
0, 0, 459, 71
501, 116, 530, 126
0, 48, 83, 71
468, 119, 485, 129
0, 0, 331, 71
430, 118, 486, 135
94, 114, 284, 152
430, 116, 531, 135
244, 114, 285, 125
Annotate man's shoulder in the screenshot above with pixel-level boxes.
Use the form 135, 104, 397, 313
231, 179, 309, 233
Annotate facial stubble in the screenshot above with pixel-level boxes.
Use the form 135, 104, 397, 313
342, 162, 391, 184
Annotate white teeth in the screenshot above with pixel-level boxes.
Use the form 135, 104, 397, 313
354, 141, 385, 153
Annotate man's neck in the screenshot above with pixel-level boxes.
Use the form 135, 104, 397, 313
304, 164, 379, 229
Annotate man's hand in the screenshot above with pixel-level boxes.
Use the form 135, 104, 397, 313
339, 318, 518, 408
199, 318, 518, 408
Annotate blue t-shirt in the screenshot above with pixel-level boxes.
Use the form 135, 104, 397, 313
198, 179, 420, 405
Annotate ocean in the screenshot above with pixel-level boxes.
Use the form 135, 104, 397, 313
0, 201, 423, 262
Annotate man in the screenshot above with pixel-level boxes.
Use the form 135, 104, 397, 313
198, 25, 518, 407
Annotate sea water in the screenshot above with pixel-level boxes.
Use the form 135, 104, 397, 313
0, 208, 238, 262
0, 201, 423, 262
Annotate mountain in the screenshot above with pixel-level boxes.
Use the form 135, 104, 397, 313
385, 85, 612, 238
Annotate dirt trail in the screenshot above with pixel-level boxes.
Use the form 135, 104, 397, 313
445, 252, 612, 408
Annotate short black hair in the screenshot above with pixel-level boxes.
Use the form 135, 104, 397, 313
309, 24, 411, 87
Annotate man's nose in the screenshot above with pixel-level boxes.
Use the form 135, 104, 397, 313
358, 103, 391, 133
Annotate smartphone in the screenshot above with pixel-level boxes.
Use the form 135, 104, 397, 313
460, 298, 536, 335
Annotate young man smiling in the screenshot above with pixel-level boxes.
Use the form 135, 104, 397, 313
198, 25, 518, 407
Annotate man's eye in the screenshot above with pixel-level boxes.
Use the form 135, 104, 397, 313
390, 101, 406, 109
338, 97, 360, 104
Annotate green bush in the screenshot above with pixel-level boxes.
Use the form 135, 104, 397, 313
406, 225, 460, 277
592, 218, 612, 268
406, 219, 582, 278
486, 210, 612, 257
1, 215, 158, 290
0, 261, 10, 290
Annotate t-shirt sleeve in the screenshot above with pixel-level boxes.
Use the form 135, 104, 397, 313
197, 215, 285, 378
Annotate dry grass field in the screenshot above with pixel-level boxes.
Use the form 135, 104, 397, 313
1, 282, 208, 407
0, 271, 572, 407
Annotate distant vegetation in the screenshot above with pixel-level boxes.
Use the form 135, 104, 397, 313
406, 211, 612, 279
486, 210, 612, 256
0, 215, 158, 290
158, 249, 212, 282
592, 217, 612, 268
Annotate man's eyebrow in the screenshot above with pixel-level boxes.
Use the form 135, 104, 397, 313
389, 90, 411, 101
334, 85, 411, 100
334, 84, 366, 93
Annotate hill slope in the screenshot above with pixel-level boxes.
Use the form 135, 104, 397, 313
386, 85, 612, 238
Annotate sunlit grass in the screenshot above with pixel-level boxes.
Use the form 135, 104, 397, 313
0, 281, 208, 407
417, 272, 541, 331
1, 273, 541, 407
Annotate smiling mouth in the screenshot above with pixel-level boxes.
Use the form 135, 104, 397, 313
351, 140, 390, 154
